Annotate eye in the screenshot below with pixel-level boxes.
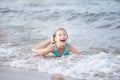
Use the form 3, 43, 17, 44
63, 34, 67, 36
64, 34, 66, 36
59, 34, 61, 36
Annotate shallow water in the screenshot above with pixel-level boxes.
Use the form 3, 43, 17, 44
0, 0, 120, 80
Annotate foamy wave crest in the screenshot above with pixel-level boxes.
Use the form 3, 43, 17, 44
6, 52, 120, 80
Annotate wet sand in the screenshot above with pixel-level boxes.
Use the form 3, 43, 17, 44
0, 66, 75, 80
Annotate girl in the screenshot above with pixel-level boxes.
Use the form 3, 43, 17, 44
31, 28, 79, 57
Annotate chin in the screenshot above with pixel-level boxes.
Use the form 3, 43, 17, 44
60, 42, 66, 45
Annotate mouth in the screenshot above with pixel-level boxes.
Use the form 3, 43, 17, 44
60, 40, 65, 42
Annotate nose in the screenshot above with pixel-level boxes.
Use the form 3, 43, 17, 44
61, 35, 65, 38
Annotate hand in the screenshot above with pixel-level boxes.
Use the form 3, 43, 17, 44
50, 38, 55, 44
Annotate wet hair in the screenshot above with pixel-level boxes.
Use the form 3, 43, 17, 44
53, 28, 68, 42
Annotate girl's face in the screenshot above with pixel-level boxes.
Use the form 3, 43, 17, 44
54, 30, 68, 46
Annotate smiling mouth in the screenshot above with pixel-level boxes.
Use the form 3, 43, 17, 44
60, 40, 66, 42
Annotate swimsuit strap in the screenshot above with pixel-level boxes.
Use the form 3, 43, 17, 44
64, 43, 69, 55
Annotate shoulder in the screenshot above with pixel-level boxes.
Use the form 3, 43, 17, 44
68, 44, 73, 50
68, 44, 80, 55
67, 43, 73, 51
68, 44, 76, 52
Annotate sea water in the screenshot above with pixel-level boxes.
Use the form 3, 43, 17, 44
0, 0, 120, 80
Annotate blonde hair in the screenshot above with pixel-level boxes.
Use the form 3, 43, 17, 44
53, 28, 68, 42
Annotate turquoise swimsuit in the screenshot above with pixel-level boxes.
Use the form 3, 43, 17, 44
53, 43, 69, 57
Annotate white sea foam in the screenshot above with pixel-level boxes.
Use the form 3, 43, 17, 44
0, 43, 119, 80
0, 52, 117, 80
0, 43, 120, 80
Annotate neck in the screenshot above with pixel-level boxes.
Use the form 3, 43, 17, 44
56, 43, 65, 49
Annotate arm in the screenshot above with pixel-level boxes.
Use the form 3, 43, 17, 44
32, 45, 54, 57
68, 44, 80, 55
31, 39, 51, 52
